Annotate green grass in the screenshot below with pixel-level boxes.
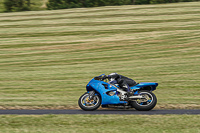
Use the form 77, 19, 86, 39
0, 2, 200, 109
0, 115, 199, 133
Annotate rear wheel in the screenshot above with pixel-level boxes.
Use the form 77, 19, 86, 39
78, 93, 101, 111
131, 91, 157, 111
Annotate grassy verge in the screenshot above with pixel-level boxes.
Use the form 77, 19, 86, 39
0, 2, 200, 109
0, 115, 199, 133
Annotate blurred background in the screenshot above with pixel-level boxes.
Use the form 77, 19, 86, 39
0, 0, 199, 109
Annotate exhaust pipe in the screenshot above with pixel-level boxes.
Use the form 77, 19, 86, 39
129, 95, 144, 99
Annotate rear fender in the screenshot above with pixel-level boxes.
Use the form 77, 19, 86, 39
134, 82, 158, 91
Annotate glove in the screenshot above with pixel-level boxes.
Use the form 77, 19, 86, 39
102, 75, 107, 80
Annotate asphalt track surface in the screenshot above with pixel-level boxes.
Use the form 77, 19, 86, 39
0, 109, 200, 115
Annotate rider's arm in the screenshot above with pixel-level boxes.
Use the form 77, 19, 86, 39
109, 80, 118, 84
108, 73, 119, 85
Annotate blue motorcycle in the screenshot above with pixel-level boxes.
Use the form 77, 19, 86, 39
78, 74, 158, 111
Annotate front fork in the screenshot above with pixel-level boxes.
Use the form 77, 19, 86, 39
88, 90, 95, 100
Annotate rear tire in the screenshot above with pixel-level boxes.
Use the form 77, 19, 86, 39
78, 93, 101, 111
131, 91, 157, 111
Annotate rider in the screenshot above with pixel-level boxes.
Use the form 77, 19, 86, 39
102, 73, 137, 96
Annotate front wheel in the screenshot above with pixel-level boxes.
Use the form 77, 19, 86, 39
78, 92, 101, 111
131, 91, 157, 111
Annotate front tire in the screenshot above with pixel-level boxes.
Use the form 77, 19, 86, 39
78, 93, 101, 111
131, 91, 157, 111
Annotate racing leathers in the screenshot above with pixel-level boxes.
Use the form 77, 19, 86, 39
103, 73, 137, 95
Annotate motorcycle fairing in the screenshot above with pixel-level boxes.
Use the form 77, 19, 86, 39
86, 78, 127, 105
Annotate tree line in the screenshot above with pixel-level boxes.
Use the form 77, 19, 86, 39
4, 0, 31, 12
3, 0, 200, 12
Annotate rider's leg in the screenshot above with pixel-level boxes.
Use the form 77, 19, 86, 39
117, 78, 132, 96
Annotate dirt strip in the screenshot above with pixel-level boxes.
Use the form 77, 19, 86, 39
0, 104, 200, 110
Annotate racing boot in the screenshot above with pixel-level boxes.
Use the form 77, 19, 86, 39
126, 91, 134, 97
